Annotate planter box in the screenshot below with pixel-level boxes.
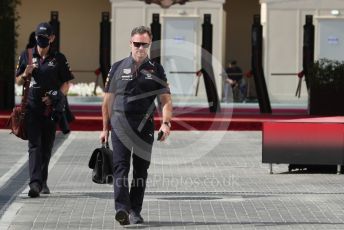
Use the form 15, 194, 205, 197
308, 87, 344, 116
262, 117, 344, 173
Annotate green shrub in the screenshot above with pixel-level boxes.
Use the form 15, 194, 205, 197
309, 58, 344, 91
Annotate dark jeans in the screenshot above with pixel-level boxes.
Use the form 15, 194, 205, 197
26, 111, 56, 187
111, 115, 154, 213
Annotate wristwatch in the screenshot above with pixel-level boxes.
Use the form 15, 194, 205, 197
163, 121, 171, 128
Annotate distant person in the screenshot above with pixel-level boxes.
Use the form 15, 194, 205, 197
224, 60, 246, 102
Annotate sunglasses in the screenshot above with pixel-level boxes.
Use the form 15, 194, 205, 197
132, 42, 150, 48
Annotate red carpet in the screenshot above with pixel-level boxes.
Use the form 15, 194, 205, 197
0, 105, 311, 131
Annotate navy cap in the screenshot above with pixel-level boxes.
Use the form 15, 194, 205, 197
35, 22, 53, 36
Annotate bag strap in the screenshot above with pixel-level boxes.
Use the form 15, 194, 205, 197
21, 48, 33, 108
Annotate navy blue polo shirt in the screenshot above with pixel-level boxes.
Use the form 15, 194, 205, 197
16, 47, 74, 113
105, 55, 170, 115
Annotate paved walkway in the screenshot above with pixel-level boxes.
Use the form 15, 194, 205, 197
1, 130, 344, 229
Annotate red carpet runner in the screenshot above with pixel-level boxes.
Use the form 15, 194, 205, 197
0, 105, 310, 131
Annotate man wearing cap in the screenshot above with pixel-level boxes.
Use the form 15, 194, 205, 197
15, 22, 74, 198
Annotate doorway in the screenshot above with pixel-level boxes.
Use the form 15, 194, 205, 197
162, 17, 199, 95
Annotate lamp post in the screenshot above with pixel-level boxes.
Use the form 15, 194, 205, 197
251, 15, 271, 114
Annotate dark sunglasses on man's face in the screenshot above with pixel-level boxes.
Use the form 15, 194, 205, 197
132, 42, 150, 48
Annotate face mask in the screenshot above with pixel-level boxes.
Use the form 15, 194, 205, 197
36, 36, 50, 48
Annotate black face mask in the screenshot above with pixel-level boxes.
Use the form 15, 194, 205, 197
36, 36, 50, 48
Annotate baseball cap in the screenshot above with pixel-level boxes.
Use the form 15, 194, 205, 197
35, 22, 53, 36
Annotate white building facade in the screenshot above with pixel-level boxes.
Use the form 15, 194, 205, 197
261, 0, 344, 104
110, 0, 344, 104
16, 0, 344, 104
109, 0, 226, 98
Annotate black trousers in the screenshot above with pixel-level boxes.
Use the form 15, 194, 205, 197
111, 115, 154, 213
26, 111, 56, 187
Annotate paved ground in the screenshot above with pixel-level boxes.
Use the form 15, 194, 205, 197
1, 130, 344, 229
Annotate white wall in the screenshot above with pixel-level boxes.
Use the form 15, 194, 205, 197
261, 0, 344, 104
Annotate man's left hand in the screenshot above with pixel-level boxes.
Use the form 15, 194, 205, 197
42, 96, 52, 106
158, 123, 170, 142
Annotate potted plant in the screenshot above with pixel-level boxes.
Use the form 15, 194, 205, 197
308, 58, 344, 116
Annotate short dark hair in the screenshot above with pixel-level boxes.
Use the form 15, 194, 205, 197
131, 26, 152, 39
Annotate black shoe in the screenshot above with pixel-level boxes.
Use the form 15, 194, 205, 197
28, 182, 41, 198
41, 182, 50, 194
129, 211, 144, 224
115, 209, 130, 226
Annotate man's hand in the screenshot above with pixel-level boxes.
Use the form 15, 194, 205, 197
227, 79, 236, 85
24, 64, 36, 76
99, 130, 109, 144
157, 123, 170, 142
158, 93, 172, 142
42, 96, 52, 106
16, 64, 37, 85
101, 93, 111, 144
